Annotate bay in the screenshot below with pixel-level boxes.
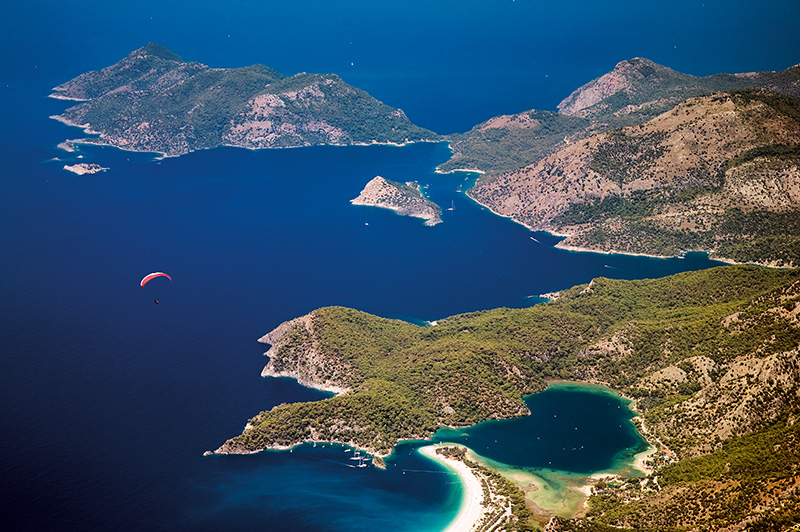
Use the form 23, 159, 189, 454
434, 383, 646, 474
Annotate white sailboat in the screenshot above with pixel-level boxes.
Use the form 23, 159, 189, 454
346, 449, 369, 468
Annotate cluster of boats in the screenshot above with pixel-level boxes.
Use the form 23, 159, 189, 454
345, 448, 369, 468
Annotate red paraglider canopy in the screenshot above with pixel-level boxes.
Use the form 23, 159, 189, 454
140, 272, 172, 287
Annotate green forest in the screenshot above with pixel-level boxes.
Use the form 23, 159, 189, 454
220, 265, 800, 528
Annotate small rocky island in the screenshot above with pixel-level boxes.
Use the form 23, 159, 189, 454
351, 176, 443, 226
63, 163, 108, 175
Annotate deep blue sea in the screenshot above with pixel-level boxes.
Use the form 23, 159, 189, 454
2, 1, 799, 530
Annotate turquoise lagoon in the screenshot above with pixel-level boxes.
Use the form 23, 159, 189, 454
431, 383, 649, 517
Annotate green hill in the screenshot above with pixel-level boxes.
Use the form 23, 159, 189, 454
217, 266, 800, 530
216, 265, 800, 528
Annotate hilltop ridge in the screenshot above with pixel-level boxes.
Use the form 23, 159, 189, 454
441, 58, 800, 175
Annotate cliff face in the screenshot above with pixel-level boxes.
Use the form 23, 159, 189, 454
258, 313, 355, 395
468, 90, 800, 265
350, 176, 443, 226
51, 44, 439, 156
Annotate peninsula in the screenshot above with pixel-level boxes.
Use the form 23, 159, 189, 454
215, 265, 800, 530
50, 43, 439, 157
351, 176, 443, 226
441, 59, 800, 267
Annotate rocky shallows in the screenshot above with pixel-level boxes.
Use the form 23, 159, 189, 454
351, 176, 443, 226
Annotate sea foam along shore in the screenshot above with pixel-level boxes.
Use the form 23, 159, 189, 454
418, 445, 488, 532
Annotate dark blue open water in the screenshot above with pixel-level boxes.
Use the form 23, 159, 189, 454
2, 1, 799, 530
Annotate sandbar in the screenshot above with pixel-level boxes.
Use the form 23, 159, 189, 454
418, 445, 488, 532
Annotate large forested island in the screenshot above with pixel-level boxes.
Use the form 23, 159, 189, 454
216, 265, 800, 530
50, 43, 439, 156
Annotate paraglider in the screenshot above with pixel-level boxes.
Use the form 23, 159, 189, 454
140, 272, 172, 287
141, 272, 171, 304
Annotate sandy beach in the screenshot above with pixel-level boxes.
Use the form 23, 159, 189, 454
418, 445, 488, 532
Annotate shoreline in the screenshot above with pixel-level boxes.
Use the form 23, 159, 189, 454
49, 114, 102, 136
459, 189, 764, 266
418, 445, 489, 532
63, 163, 108, 175
51, 111, 444, 160
47, 92, 89, 102
434, 166, 486, 175
209, 437, 388, 467
260, 366, 349, 396
350, 199, 443, 226
213, 376, 666, 524
552, 239, 675, 260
